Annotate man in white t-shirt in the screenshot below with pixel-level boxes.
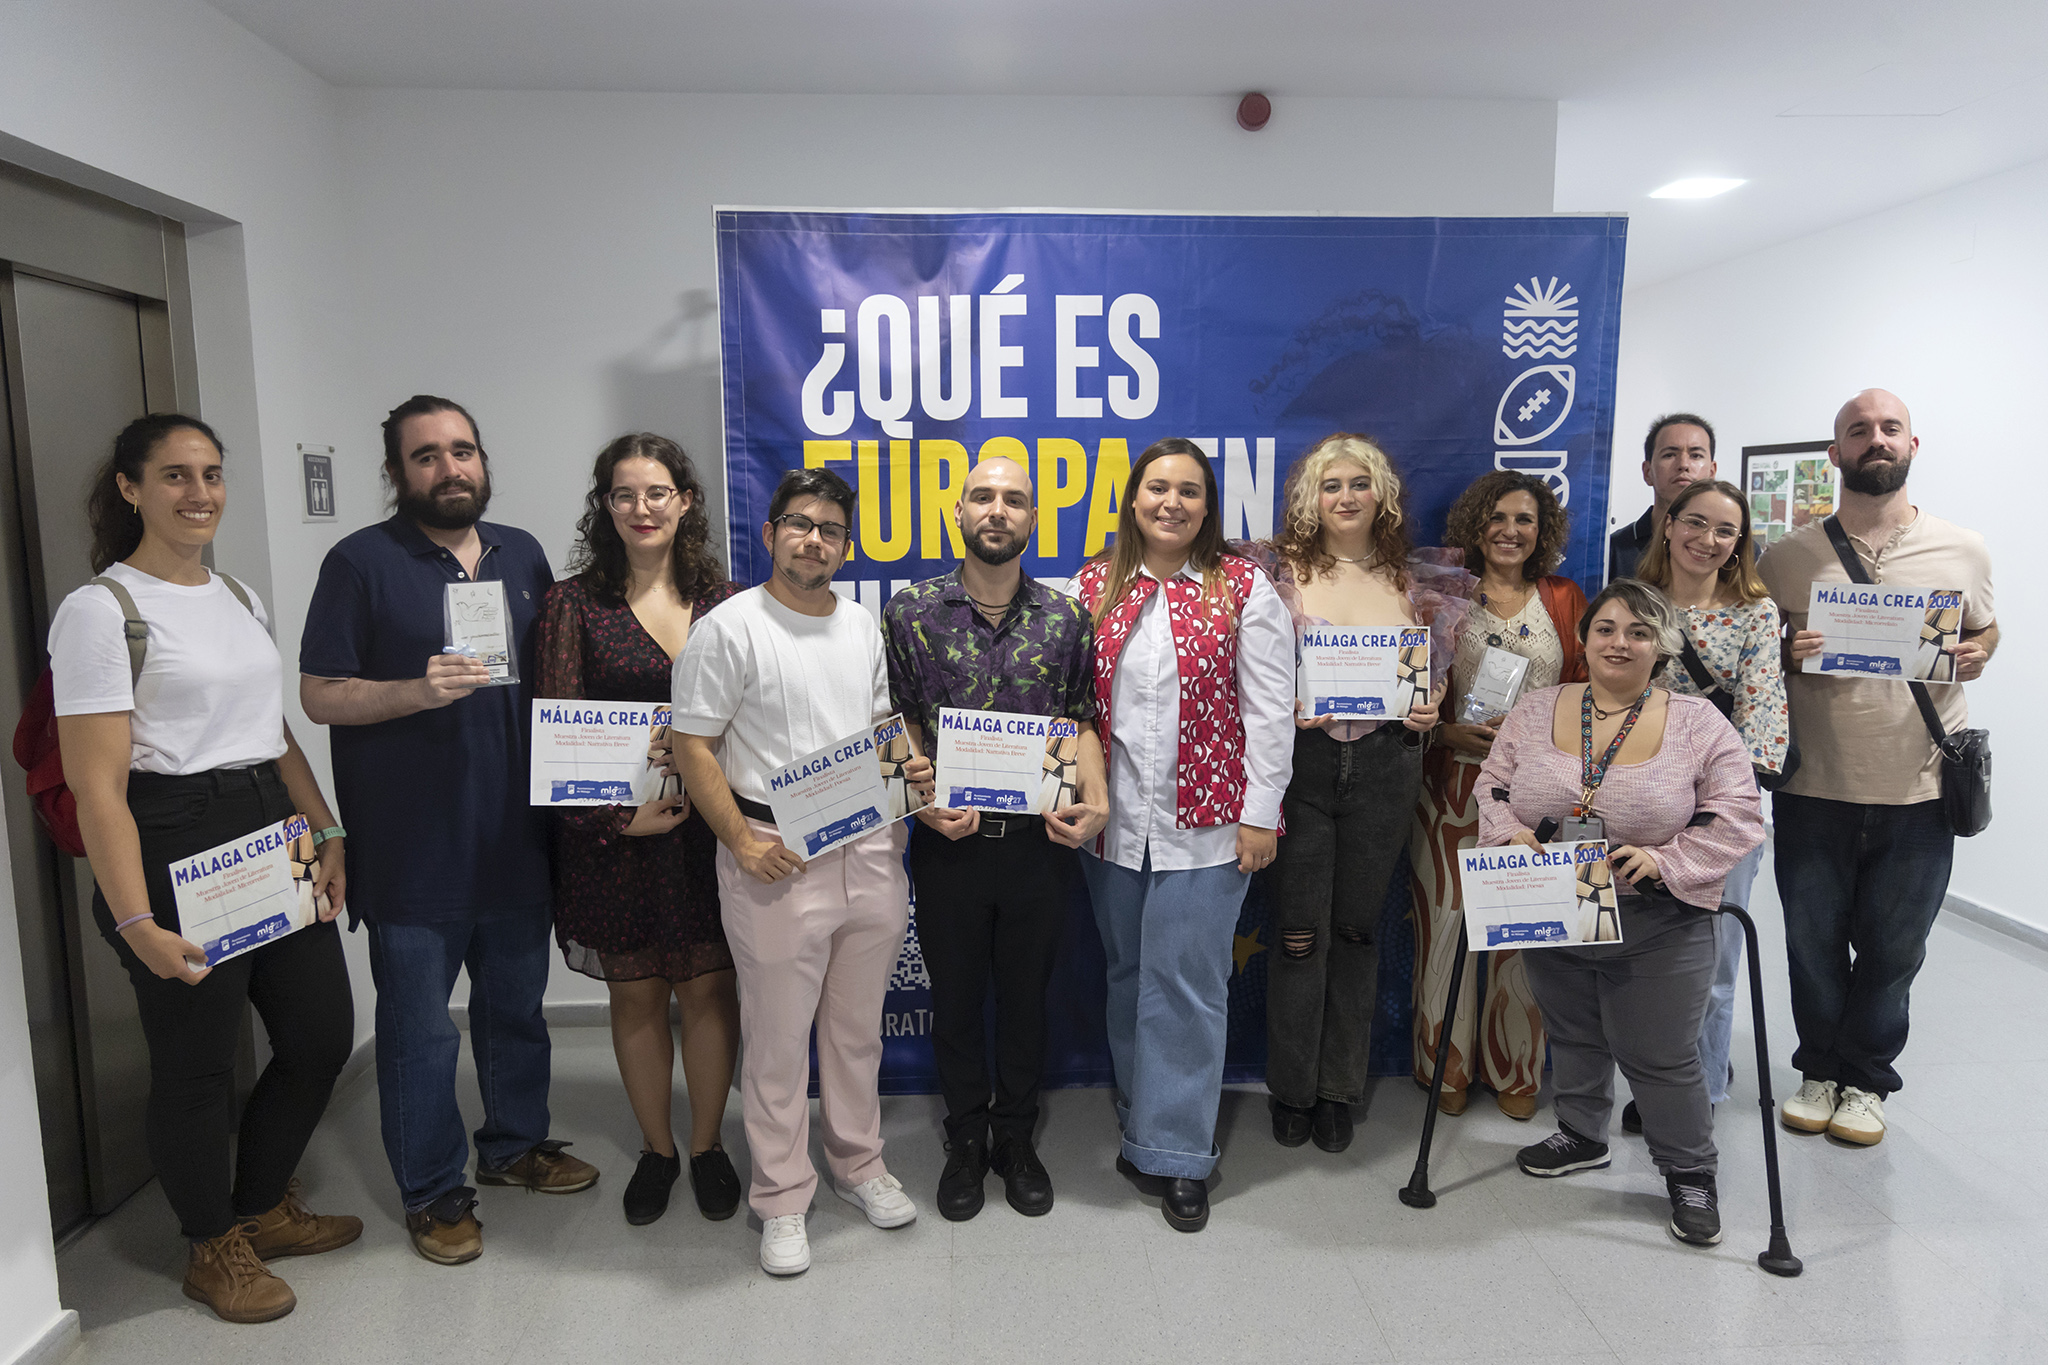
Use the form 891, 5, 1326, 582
672, 467, 934, 1278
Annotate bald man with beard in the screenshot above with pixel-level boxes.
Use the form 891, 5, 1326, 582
1758, 389, 1997, 1148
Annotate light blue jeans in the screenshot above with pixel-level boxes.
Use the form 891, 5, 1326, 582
1699, 843, 1765, 1106
1079, 850, 1251, 1180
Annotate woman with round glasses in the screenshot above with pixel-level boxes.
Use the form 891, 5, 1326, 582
1629, 478, 1786, 1130
535, 433, 744, 1226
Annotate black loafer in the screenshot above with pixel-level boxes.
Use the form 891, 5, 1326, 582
1270, 1098, 1313, 1148
1162, 1178, 1209, 1233
623, 1150, 682, 1226
1621, 1100, 1643, 1135
936, 1134, 989, 1222
687, 1146, 741, 1221
990, 1136, 1053, 1217
1311, 1099, 1354, 1153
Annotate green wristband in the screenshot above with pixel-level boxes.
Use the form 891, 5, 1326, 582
311, 825, 347, 847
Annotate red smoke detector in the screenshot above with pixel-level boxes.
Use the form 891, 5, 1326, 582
1237, 93, 1272, 131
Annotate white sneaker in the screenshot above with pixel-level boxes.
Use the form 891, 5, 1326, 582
835, 1173, 918, 1229
1780, 1078, 1838, 1133
1828, 1087, 1886, 1146
759, 1213, 810, 1276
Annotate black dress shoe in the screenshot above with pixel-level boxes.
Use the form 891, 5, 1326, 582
1311, 1098, 1355, 1153
1270, 1098, 1313, 1148
1621, 1100, 1643, 1135
623, 1150, 682, 1226
989, 1136, 1054, 1217
936, 1134, 989, 1222
1162, 1178, 1209, 1232
687, 1146, 741, 1221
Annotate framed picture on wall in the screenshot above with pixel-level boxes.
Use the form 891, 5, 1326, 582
1741, 440, 1836, 548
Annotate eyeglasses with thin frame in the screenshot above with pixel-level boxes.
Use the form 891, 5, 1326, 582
607, 485, 680, 513
1674, 511, 1740, 545
772, 512, 851, 547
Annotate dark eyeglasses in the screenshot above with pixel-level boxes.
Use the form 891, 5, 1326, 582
772, 512, 851, 547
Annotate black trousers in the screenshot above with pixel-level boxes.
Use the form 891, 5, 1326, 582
908, 819, 1075, 1145
91, 763, 354, 1242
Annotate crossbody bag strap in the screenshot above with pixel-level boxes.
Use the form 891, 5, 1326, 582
1823, 516, 1952, 752
89, 576, 149, 686
1676, 632, 1720, 697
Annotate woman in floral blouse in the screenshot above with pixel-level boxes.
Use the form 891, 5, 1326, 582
1632, 477, 1787, 1120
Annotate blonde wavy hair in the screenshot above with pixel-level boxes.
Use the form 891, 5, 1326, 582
1269, 434, 1412, 587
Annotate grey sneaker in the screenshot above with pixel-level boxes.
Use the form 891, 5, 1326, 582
1667, 1170, 1722, 1246
1515, 1124, 1611, 1177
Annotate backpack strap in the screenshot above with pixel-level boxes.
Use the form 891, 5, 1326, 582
89, 576, 149, 687
215, 571, 254, 614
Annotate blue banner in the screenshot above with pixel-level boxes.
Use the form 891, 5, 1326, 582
716, 209, 1626, 1091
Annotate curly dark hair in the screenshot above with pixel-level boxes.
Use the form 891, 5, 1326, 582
1443, 470, 1569, 582
566, 433, 727, 604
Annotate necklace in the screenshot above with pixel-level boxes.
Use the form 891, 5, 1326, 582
1329, 553, 1371, 565
966, 591, 1016, 619
1588, 691, 1638, 721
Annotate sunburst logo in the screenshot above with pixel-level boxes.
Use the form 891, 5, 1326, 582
1503, 277, 1578, 359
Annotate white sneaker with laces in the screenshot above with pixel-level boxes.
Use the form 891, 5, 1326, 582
836, 1173, 918, 1228
1780, 1078, 1838, 1133
759, 1213, 810, 1276
1828, 1087, 1886, 1145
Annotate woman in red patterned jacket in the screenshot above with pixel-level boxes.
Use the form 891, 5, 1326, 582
1075, 438, 1296, 1234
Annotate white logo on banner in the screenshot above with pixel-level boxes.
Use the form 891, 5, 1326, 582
1493, 277, 1579, 505
1502, 276, 1578, 359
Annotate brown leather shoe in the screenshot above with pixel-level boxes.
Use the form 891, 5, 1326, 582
1436, 1086, 1470, 1116
246, 1178, 364, 1259
183, 1221, 296, 1323
406, 1190, 483, 1265
1495, 1090, 1539, 1121
476, 1139, 599, 1194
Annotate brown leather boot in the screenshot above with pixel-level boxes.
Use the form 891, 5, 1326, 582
183, 1222, 297, 1323
246, 1178, 364, 1259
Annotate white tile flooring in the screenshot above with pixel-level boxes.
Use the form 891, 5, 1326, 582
57, 850, 2048, 1364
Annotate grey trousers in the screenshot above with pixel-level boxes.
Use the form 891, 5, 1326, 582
1521, 897, 1718, 1174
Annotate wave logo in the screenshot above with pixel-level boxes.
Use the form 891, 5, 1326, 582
1502, 277, 1578, 359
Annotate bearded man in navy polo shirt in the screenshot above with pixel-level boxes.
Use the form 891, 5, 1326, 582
301, 395, 594, 1266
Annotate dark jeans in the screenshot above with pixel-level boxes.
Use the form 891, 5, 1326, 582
909, 819, 1074, 1145
1264, 726, 1422, 1108
366, 911, 554, 1211
92, 764, 354, 1242
1772, 793, 1953, 1096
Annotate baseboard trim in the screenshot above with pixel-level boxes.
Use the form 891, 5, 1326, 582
8, 1310, 80, 1365
1945, 890, 2048, 955
447, 1001, 613, 1029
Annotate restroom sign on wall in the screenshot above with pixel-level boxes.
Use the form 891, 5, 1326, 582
299, 444, 336, 523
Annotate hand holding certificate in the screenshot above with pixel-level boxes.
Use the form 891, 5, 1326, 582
933, 707, 1081, 813
1297, 627, 1429, 721
1803, 582, 1963, 683
530, 700, 680, 806
172, 814, 329, 966
1460, 840, 1622, 950
764, 713, 931, 859
444, 581, 517, 685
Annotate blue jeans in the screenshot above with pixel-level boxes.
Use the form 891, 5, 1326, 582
366, 911, 555, 1211
1771, 794, 1953, 1096
1079, 850, 1250, 1180
1698, 843, 1764, 1106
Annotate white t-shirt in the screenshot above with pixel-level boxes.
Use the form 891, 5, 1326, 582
49, 563, 287, 775
671, 585, 891, 804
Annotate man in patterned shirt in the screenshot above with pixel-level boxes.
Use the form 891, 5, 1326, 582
883, 454, 1108, 1222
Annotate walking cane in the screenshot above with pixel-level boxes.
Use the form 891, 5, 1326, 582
1398, 926, 1469, 1209
1723, 902, 1803, 1277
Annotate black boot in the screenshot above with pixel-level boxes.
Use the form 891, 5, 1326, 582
1311, 1098, 1354, 1153
989, 1134, 1054, 1217
623, 1150, 682, 1226
1270, 1097, 1313, 1148
1162, 1178, 1209, 1233
936, 1133, 989, 1222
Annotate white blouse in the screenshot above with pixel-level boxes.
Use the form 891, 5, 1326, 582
1096, 563, 1296, 872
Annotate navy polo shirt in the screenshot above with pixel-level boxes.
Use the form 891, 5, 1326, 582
300, 515, 555, 926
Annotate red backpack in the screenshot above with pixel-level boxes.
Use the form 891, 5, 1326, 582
12, 573, 253, 857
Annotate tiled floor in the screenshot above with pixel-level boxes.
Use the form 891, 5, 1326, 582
57, 851, 2048, 1363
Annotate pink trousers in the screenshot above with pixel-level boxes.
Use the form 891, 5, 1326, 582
717, 816, 910, 1218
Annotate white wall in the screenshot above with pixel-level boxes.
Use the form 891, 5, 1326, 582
0, 815, 65, 1365
1611, 155, 2042, 929
329, 88, 1559, 1004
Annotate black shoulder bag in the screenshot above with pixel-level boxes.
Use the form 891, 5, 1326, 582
1674, 629, 1801, 792
1821, 516, 1991, 836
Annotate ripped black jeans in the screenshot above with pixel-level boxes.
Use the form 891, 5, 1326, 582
1263, 725, 1422, 1108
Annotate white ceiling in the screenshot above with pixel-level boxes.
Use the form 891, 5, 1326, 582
203, 0, 2048, 284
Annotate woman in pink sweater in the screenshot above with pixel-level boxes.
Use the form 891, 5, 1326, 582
1475, 579, 1762, 1248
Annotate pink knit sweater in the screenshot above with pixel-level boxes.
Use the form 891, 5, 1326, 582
1475, 686, 1764, 911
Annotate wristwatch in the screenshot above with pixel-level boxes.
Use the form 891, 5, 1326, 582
311, 825, 347, 848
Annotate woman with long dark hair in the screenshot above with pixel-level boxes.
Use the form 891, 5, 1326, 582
534, 433, 744, 1225
1255, 435, 1463, 1153
1075, 438, 1295, 1232
52, 415, 357, 1323
1410, 470, 1587, 1119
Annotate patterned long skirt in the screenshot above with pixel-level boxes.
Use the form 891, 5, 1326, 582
1407, 746, 1546, 1099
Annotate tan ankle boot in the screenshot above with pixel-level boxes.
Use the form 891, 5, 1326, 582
183, 1222, 297, 1323
246, 1177, 364, 1259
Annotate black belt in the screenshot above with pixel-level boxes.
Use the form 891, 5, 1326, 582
734, 794, 775, 823
973, 811, 1042, 839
